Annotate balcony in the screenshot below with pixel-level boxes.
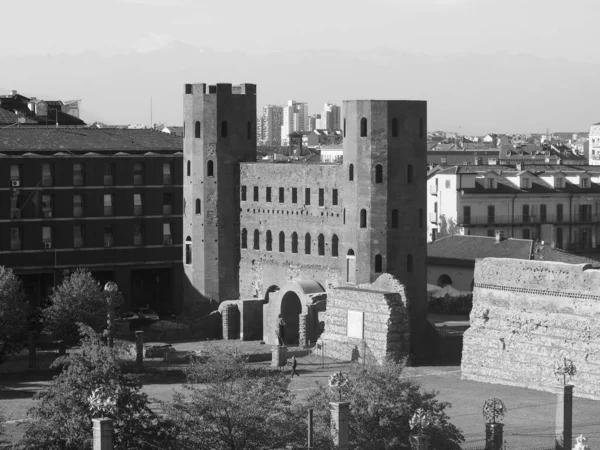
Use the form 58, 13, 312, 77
429, 185, 438, 195
457, 214, 600, 226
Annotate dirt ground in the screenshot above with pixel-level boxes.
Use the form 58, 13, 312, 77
1, 341, 599, 448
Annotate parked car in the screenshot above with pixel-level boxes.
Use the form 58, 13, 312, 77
119, 311, 140, 322
131, 308, 160, 322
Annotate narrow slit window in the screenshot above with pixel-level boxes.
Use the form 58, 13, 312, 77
305, 233, 311, 255
207, 160, 214, 177
253, 229, 260, 250
291, 232, 298, 253
360, 209, 367, 228
279, 231, 285, 252
349, 164, 354, 181
360, 117, 367, 137
195, 121, 201, 138
241, 229, 247, 249
195, 199, 201, 214
332, 234, 339, 257
318, 234, 325, 256
375, 164, 383, 184
266, 230, 272, 251
375, 254, 382, 273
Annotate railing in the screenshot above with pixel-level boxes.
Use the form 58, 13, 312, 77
458, 214, 599, 226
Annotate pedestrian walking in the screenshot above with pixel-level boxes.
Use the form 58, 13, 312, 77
291, 355, 300, 377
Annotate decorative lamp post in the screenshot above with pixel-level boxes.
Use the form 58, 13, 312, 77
554, 357, 576, 450
328, 371, 350, 450
482, 398, 506, 450
104, 281, 118, 348
409, 408, 433, 450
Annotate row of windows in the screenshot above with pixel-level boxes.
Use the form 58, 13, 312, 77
188, 120, 253, 140
241, 186, 339, 206
7, 223, 174, 250
342, 117, 425, 139
461, 204, 591, 222
347, 163, 414, 184
241, 230, 340, 256
9, 192, 176, 219
9, 163, 174, 187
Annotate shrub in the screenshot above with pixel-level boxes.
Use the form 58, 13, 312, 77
0, 266, 29, 362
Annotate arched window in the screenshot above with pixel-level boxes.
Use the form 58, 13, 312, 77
266, 230, 272, 251
207, 160, 214, 177
391, 209, 399, 228
195, 199, 201, 214
305, 233, 311, 255
360, 209, 367, 228
332, 234, 339, 257
195, 121, 201, 138
375, 254, 382, 273
419, 117, 424, 138
253, 229, 260, 250
407, 164, 414, 184
241, 229, 247, 249
375, 164, 383, 184
247, 121, 252, 139
185, 236, 192, 265
318, 234, 325, 256
349, 164, 354, 181
221, 121, 228, 138
187, 161, 191, 176
279, 231, 285, 252
360, 117, 367, 137
347, 249, 355, 256
291, 232, 298, 253
437, 274, 453, 287
419, 208, 423, 228
391, 117, 398, 137
343, 118, 346, 138
407, 253, 413, 273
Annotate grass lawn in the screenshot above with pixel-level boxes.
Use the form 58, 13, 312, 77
2, 342, 599, 449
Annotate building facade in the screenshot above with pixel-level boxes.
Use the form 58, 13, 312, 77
589, 122, 600, 165
427, 164, 600, 254
258, 105, 283, 146
0, 128, 183, 312
320, 103, 341, 130
183, 82, 428, 348
281, 100, 308, 145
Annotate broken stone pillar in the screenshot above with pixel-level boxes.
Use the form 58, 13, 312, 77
556, 385, 573, 450
271, 345, 287, 368
299, 314, 307, 349
92, 418, 113, 450
329, 402, 349, 450
409, 435, 430, 450
135, 331, 144, 368
485, 423, 504, 450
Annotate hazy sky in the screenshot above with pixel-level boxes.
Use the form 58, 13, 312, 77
3, 0, 599, 63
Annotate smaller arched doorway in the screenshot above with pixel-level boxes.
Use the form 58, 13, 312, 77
281, 291, 302, 345
346, 249, 356, 283
437, 274, 453, 287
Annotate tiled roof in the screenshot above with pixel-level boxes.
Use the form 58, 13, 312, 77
0, 108, 18, 125
428, 236, 532, 261
532, 243, 600, 267
0, 128, 182, 153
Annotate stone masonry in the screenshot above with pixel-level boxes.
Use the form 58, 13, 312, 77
462, 258, 600, 400
320, 274, 410, 364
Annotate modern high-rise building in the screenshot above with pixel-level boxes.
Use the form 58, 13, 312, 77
259, 105, 283, 146
281, 100, 308, 145
321, 103, 341, 130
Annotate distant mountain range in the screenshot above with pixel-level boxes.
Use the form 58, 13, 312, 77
2, 43, 599, 134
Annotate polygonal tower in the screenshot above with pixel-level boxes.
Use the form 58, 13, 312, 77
340, 100, 427, 350
182, 83, 257, 312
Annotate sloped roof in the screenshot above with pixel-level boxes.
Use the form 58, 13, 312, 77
532, 243, 600, 267
0, 128, 182, 153
0, 108, 18, 125
428, 236, 532, 262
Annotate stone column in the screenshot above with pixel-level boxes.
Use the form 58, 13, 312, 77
222, 305, 229, 340
135, 331, 144, 368
409, 434, 430, 450
299, 314, 307, 349
271, 345, 287, 368
556, 385, 573, 450
485, 423, 504, 450
28, 332, 37, 369
92, 418, 113, 450
329, 402, 349, 450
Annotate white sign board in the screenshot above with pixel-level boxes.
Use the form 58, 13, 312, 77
347, 310, 364, 339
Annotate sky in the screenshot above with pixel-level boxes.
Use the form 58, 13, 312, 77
1, 0, 599, 133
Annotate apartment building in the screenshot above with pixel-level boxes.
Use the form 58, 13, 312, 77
0, 128, 183, 312
427, 163, 600, 254
281, 100, 308, 145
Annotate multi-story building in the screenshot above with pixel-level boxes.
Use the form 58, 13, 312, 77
183, 82, 428, 349
589, 122, 600, 165
258, 105, 283, 146
281, 100, 308, 145
0, 128, 183, 312
320, 103, 341, 130
427, 163, 600, 254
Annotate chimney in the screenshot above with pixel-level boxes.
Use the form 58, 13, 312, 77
10, 89, 17, 96
495, 230, 504, 243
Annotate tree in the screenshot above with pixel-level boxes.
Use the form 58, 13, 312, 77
0, 266, 29, 362
305, 360, 464, 450
43, 269, 121, 344
164, 350, 306, 449
21, 325, 173, 450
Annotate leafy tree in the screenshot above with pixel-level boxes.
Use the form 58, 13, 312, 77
164, 350, 307, 450
21, 324, 173, 450
0, 266, 29, 362
437, 214, 461, 239
43, 269, 121, 344
305, 360, 464, 450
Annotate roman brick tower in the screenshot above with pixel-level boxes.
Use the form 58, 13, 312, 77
183, 83, 257, 312
341, 100, 427, 351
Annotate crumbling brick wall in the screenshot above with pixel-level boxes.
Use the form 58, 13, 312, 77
320, 274, 410, 364
462, 258, 600, 400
